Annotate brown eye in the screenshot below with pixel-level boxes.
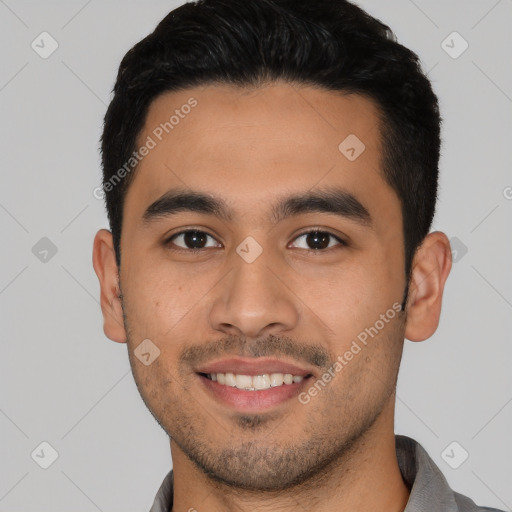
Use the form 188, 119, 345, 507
290, 230, 346, 251
166, 230, 221, 250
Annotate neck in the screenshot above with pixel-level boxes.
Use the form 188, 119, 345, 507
170, 401, 410, 512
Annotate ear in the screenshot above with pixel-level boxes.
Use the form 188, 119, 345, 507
92, 229, 127, 343
404, 231, 452, 342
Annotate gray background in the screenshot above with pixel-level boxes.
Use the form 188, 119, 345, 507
0, 0, 511, 510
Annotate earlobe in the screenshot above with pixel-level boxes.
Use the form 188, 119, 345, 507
92, 229, 127, 343
404, 231, 452, 342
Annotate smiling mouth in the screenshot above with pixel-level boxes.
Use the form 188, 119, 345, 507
198, 371, 313, 391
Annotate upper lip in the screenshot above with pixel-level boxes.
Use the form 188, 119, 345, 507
195, 357, 314, 377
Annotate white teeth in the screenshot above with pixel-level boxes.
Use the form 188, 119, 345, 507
253, 374, 271, 390
235, 374, 253, 389
207, 372, 305, 390
224, 373, 236, 386
270, 373, 284, 386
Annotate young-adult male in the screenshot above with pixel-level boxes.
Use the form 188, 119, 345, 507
93, 1, 505, 510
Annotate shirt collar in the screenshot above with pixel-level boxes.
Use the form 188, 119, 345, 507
396, 434, 459, 511
149, 435, 476, 512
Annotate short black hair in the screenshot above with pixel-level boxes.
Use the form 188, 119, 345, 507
100, 0, 441, 308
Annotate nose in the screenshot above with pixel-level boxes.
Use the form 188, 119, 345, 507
208, 250, 299, 339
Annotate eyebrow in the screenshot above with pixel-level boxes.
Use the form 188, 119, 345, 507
142, 187, 373, 229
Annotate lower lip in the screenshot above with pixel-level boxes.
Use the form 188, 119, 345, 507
197, 374, 312, 412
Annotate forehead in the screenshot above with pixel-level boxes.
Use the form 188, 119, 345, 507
124, 82, 399, 230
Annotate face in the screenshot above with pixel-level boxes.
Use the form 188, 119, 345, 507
109, 83, 410, 490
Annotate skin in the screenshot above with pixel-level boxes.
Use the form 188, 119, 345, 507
93, 82, 452, 512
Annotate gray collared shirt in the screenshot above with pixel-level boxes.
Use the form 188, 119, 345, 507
149, 434, 505, 512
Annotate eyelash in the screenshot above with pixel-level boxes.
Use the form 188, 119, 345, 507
163, 228, 347, 254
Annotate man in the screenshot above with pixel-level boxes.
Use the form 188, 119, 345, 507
92, 1, 504, 511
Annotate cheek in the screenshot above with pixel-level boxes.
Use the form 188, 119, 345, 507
326, 312, 404, 402
293, 252, 403, 356
355, 240, 404, 309
123, 259, 207, 333
129, 351, 177, 418
292, 259, 383, 331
